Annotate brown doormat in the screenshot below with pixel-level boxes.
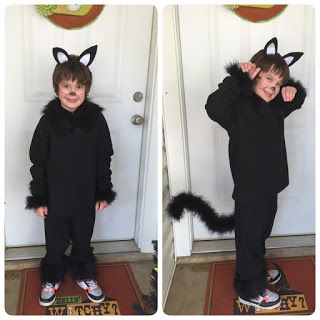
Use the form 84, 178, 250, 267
17, 262, 147, 315
203, 256, 315, 315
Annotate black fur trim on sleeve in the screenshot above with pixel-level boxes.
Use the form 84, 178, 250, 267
95, 189, 117, 204
225, 62, 254, 95
25, 195, 48, 209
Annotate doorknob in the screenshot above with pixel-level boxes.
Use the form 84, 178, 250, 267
131, 114, 144, 125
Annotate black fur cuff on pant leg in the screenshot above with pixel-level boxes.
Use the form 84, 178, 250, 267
234, 273, 269, 299
70, 255, 97, 281
40, 255, 69, 284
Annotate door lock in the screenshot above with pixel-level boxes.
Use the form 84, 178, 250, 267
133, 92, 144, 102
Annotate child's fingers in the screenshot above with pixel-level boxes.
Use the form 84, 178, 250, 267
238, 62, 258, 77
96, 201, 108, 211
249, 67, 261, 80
33, 206, 47, 218
35, 210, 45, 218
284, 89, 290, 101
282, 87, 296, 102
281, 89, 286, 101
246, 62, 256, 73
241, 63, 248, 73
287, 91, 294, 102
96, 201, 104, 211
238, 64, 246, 73
239, 62, 253, 73
100, 202, 108, 210
289, 88, 297, 101
283, 89, 292, 101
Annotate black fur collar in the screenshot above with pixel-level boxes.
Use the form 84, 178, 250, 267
42, 97, 104, 135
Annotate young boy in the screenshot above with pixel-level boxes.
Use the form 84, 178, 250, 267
204, 37, 306, 309
26, 45, 116, 306
167, 37, 306, 310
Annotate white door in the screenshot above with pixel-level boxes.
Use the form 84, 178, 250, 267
178, 5, 315, 240
5, 5, 154, 246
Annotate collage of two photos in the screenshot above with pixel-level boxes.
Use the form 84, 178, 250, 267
5, 4, 157, 316
3, 3, 316, 317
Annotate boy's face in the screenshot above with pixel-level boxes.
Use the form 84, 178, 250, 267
58, 79, 86, 112
253, 69, 283, 102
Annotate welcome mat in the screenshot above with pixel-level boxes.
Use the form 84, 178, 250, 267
47, 297, 121, 315
203, 256, 315, 315
17, 262, 146, 315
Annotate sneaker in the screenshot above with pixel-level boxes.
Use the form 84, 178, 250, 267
39, 282, 60, 306
239, 289, 281, 310
267, 269, 281, 285
77, 279, 105, 303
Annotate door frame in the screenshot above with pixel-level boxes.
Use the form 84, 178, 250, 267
134, 7, 158, 253
163, 5, 193, 257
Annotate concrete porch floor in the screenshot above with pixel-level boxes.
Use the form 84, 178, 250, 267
5, 252, 154, 315
164, 247, 315, 315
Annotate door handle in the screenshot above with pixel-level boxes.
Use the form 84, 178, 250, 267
131, 114, 144, 125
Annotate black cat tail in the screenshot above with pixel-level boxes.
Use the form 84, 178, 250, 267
167, 192, 234, 234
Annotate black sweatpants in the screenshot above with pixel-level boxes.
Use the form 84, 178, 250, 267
234, 196, 277, 299
41, 213, 96, 283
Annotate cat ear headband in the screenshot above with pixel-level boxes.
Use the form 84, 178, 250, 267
52, 45, 98, 67
264, 37, 303, 67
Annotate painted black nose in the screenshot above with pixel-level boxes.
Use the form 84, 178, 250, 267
69, 92, 76, 96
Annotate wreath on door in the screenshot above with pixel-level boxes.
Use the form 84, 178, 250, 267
36, 5, 104, 29
226, 5, 287, 23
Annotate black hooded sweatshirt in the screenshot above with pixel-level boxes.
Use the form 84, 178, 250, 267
205, 63, 306, 202
26, 97, 116, 216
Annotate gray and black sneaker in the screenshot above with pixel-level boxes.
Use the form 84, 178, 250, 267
238, 289, 281, 310
39, 282, 60, 306
267, 269, 281, 285
77, 279, 105, 303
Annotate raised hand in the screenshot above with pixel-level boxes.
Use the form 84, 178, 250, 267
281, 86, 297, 102
238, 62, 261, 80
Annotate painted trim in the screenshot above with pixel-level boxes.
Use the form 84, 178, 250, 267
162, 260, 176, 307
134, 7, 158, 253
163, 5, 193, 257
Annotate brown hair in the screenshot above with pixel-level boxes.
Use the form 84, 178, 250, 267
250, 50, 290, 84
52, 55, 92, 96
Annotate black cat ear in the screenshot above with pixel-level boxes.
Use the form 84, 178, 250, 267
79, 45, 98, 67
282, 52, 304, 67
264, 37, 278, 55
52, 47, 70, 64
